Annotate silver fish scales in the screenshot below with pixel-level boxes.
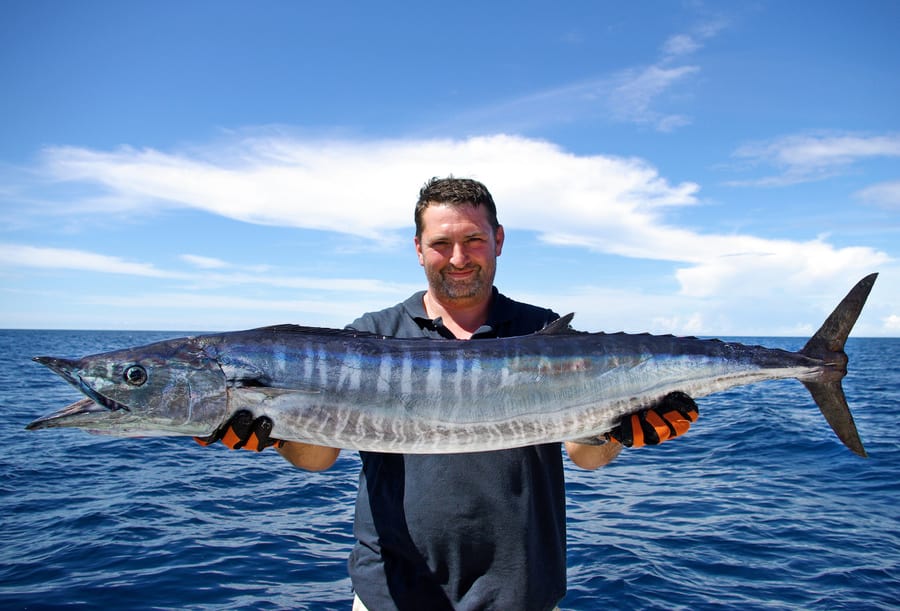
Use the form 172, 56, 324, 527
28, 274, 877, 457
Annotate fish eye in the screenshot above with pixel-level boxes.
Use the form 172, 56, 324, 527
123, 365, 148, 387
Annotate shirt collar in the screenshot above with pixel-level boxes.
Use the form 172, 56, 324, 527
402, 287, 510, 338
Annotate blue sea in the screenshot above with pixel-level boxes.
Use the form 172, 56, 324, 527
1, 330, 898, 610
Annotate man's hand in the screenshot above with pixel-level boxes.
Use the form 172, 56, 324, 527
194, 410, 284, 451
606, 391, 698, 448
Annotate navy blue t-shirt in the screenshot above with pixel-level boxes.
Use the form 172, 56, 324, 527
346, 289, 567, 611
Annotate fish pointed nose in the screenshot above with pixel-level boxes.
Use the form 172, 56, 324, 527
34, 355, 76, 371
33, 356, 81, 384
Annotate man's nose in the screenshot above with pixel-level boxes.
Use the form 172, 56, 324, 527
449, 243, 469, 267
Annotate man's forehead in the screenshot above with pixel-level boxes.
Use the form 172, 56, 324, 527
420, 202, 491, 231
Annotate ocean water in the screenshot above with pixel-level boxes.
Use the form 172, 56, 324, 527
0, 330, 898, 610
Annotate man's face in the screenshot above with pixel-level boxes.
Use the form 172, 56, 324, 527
414, 203, 504, 308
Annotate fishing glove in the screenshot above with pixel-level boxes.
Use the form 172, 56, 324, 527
606, 391, 699, 448
194, 410, 284, 451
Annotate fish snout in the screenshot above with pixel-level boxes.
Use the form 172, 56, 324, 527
33, 356, 82, 385
34, 355, 78, 371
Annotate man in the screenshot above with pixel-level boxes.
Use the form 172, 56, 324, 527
200, 177, 698, 610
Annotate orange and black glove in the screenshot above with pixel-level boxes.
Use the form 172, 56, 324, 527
606, 391, 698, 448
194, 410, 284, 451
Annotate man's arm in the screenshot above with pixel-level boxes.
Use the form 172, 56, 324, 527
276, 442, 341, 472
566, 391, 700, 470
194, 410, 340, 471
565, 439, 623, 470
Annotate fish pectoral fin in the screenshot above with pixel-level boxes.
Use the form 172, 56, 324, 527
229, 386, 322, 416
231, 386, 321, 402
234, 386, 321, 396
222, 362, 273, 387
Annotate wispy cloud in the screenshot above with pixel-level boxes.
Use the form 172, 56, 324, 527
0, 243, 174, 277
180, 254, 272, 274
662, 33, 702, 58
729, 132, 900, 186
589, 21, 727, 131
0, 242, 418, 295
439, 22, 724, 134
81, 292, 372, 319
180, 254, 230, 269
604, 21, 727, 132
856, 180, 900, 209
886, 314, 900, 332
607, 64, 699, 132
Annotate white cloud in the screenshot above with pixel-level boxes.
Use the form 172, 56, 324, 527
83, 292, 367, 318
662, 19, 727, 61
0, 243, 174, 277
662, 34, 701, 58
432, 23, 721, 134
608, 64, 699, 131
38, 134, 701, 239
447, 65, 696, 134
605, 19, 726, 131
181, 254, 229, 269
22, 133, 890, 303
885, 314, 900, 332
856, 180, 900, 209
0, 242, 418, 295
604, 19, 726, 131
730, 132, 900, 186
180, 254, 273, 275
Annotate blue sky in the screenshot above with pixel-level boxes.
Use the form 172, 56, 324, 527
1, 1, 898, 336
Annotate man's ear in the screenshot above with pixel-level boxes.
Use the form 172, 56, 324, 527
414, 235, 425, 266
495, 225, 505, 257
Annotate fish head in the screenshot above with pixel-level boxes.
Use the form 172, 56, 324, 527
28, 336, 228, 437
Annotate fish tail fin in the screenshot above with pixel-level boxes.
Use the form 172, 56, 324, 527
801, 380, 864, 457
799, 273, 878, 457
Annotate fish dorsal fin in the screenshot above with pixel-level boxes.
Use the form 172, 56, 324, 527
537, 313, 577, 335
248, 324, 388, 340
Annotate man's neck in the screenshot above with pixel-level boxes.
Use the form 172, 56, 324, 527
423, 291, 492, 340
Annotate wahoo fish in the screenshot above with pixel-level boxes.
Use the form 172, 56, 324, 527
28, 274, 877, 457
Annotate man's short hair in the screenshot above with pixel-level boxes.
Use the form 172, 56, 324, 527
414, 177, 500, 238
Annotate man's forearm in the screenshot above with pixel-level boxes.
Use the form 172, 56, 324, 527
565, 439, 623, 470
276, 441, 341, 471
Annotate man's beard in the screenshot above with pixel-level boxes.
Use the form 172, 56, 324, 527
429, 265, 491, 302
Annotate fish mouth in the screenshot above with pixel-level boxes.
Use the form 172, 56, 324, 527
30, 356, 131, 429
33, 355, 130, 411
70, 379, 130, 412
26, 397, 110, 430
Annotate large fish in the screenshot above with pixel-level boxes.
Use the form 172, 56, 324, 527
28, 274, 877, 456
